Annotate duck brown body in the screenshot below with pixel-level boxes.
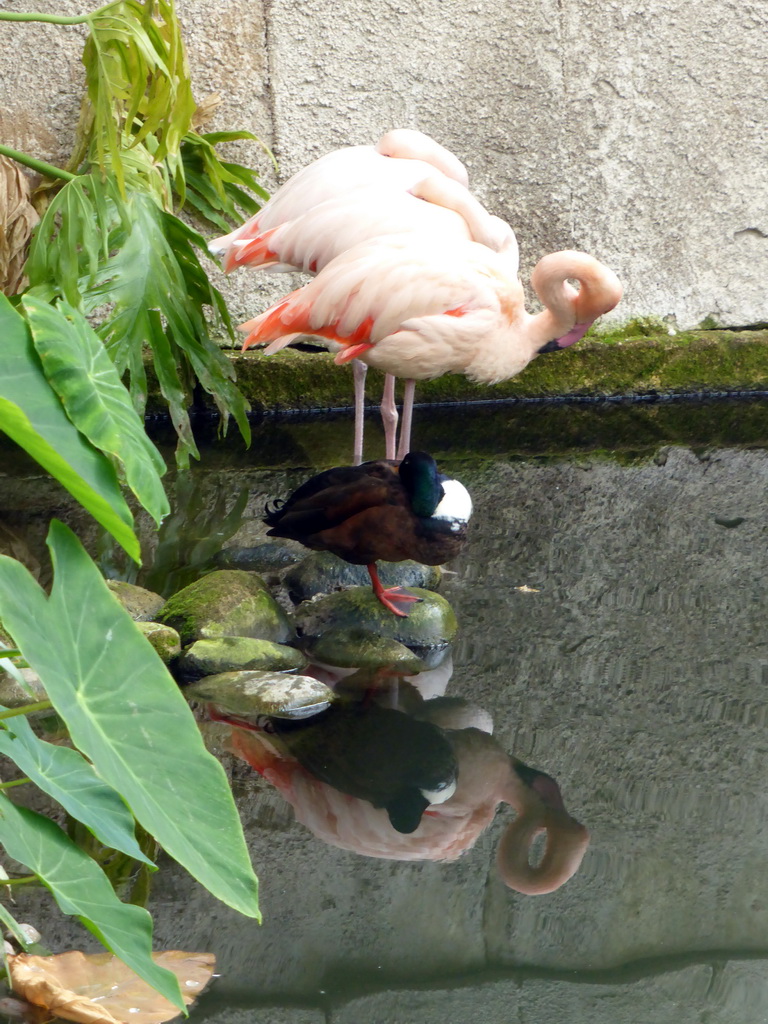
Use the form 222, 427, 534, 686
264, 459, 468, 567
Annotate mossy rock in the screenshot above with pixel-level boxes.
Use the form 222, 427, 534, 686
107, 580, 165, 622
136, 621, 181, 664
294, 588, 458, 648
158, 570, 292, 645
185, 670, 334, 718
301, 628, 425, 673
177, 636, 307, 683
284, 552, 442, 604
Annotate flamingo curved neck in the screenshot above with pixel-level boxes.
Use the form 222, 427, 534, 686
375, 129, 469, 187
496, 807, 590, 895
530, 250, 624, 344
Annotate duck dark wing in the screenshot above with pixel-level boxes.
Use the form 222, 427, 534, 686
265, 461, 404, 538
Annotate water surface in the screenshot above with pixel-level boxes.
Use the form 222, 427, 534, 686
3, 399, 768, 1023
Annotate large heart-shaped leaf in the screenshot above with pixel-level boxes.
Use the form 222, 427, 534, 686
0, 523, 260, 921
0, 294, 138, 562
22, 295, 169, 527
0, 712, 152, 866
0, 798, 184, 1010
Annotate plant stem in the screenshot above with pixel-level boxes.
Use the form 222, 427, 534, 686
3, 877, 37, 887
0, 12, 91, 24
0, 144, 76, 182
0, 780, 31, 792
0, 702, 53, 721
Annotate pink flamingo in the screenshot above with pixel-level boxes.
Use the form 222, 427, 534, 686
239, 237, 623, 458
228, 723, 589, 895
210, 129, 517, 462
209, 128, 473, 264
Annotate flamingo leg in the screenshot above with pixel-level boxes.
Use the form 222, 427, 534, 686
395, 379, 416, 461
380, 374, 398, 460
367, 563, 422, 618
352, 359, 367, 465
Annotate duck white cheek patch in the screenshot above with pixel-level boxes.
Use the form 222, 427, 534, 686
433, 479, 473, 524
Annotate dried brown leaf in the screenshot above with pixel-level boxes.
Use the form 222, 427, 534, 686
8, 950, 216, 1024
190, 93, 222, 129
0, 157, 39, 296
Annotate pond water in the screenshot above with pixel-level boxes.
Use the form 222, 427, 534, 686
4, 398, 768, 1023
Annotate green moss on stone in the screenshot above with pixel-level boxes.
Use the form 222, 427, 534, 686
136, 621, 182, 663
154, 331, 768, 414
294, 587, 458, 647
588, 317, 673, 343
158, 569, 292, 645
179, 636, 307, 679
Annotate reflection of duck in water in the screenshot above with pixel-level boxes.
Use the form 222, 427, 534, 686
249, 701, 458, 834
228, 705, 589, 895
264, 452, 472, 616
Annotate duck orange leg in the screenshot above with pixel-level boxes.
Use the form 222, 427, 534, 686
367, 563, 422, 617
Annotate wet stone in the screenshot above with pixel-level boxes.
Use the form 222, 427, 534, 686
184, 670, 335, 719
157, 570, 292, 645
106, 580, 165, 621
293, 588, 458, 648
213, 542, 301, 573
176, 637, 307, 682
301, 628, 425, 673
135, 622, 181, 664
284, 552, 442, 604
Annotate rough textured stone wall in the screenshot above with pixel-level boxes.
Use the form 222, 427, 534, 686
1, 0, 766, 329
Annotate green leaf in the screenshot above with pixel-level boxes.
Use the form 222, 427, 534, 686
0, 523, 260, 921
0, 797, 184, 1011
24, 173, 251, 466
82, 0, 195, 194
0, 294, 139, 562
0, 900, 34, 951
22, 296, 169, 527
177, 132, 267, 229
90, 192, 251, 463
0, 712, 153, 866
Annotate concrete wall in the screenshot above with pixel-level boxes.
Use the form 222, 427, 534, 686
1, 0, 766, 331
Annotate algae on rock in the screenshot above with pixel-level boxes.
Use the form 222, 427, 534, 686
158, 570, 292, 645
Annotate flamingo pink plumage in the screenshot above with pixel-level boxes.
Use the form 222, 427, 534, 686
239, 237, 623, 455
218, 183, 517, 276
208, 128, 472, 266
229, 724, 589, 895
210, 129, 518, 461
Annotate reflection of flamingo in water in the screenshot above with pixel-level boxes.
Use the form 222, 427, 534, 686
229, 721, 589, 895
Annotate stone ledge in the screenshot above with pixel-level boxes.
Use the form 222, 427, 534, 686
161, 329, 768, 416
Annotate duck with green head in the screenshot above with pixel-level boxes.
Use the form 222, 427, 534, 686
264, 452, 472, 616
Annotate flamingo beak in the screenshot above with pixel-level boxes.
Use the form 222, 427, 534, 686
538, 321, 591, 354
